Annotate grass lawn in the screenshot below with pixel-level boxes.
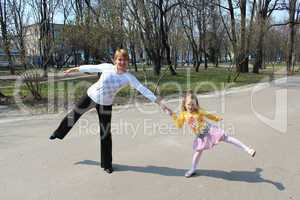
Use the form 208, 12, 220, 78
0, 66, 28, 76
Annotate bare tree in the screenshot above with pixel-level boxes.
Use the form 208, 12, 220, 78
69, 0, 90, 64
127, 0, 178, 75
253, 0, 280, 73
28, 0, 60, 76
50, 0, 73, 68
8, 0, 30, 70
61, 0, 124, 64
286, 0, 300, 73
126, 0, 163, 75
208, 0, 222, 67
217, 0, 246, 73
239, 0, 249, 72
151, 0, 178, 75
169, 12, 187, 69
264, 26, 286, 64
60, 0, 72, 25
123, 6, 139, 71
0, 0, 14, 74
179, 0, 208, 72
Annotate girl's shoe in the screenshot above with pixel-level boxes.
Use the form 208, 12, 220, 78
248, 148, 256, 157
185, 169, 196, 178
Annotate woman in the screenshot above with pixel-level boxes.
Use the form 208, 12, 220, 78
50, 49, 167, 174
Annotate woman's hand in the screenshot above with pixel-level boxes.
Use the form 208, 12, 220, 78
63, 69, 72, 75
163, 106, 173, 116
155, 97, 173, 116
160, 103, 173, 116
155, 96, 163, 104
63, 67, 79, 75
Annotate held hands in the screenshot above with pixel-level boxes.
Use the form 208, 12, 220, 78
162, 105, 173, 116
155, 97, 173, 116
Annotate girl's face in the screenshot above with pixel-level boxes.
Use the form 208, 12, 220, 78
185, 95, 198, 113
115, 55, 128, 73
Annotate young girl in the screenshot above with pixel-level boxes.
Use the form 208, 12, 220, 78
164, 90, 256, 178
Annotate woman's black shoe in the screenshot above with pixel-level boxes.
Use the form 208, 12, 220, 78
49, 134, 57, 140
104, 167, 113, 174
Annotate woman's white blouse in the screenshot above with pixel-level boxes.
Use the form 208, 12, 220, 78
79, 63, 157, 105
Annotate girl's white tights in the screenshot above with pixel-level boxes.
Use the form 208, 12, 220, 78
190, 135, 251, 171
222, 135, 251, 153
191, 150, 203, 171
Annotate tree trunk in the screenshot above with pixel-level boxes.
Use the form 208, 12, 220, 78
287, 0, 297, 74
253, 21, 264, 74
201, 0, 208, 70
159, 1, 176, 75
0, 0, 15, 74
204, 52, 208, 70
3, 41, 14, 74
253, 0, 273, 74
153, 56, 162, 75
191, 48, 200, 72
210, 0, 219, 67
239, 0, 249, 73
253, 41, 263, 74
173, 48, 178, 69
84, 50, 90, 64
287, 24, 296, 73
227, 0, 239, 72
196, 61, 201, 72
129, 43, 137, 72
165, 44, 176, 75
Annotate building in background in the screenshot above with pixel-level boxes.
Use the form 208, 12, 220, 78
0, 38, 21, 68
24, 23, 83, 67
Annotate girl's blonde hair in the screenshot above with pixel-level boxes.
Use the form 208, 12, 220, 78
181, 90, 200, 111
114, 48, 129, 61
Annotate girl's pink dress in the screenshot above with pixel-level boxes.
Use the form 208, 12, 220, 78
193, 123, 226, 151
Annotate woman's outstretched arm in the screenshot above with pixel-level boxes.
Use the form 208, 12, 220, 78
126, 73, 173, 114
171, 112, 185, 128
202, 110, 223, 121
64, 67, 80, 75
64, 64, 109, 75
127, 73, 158, 103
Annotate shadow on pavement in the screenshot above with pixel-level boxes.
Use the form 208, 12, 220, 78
75, 160, 285, 191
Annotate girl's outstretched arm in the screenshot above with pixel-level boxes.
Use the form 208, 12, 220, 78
203, 110, 223, 121
156, 99, 185, 128
171, 112, 186, 128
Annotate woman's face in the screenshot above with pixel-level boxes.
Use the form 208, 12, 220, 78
115, 55, 128, 73
185, 95, 198, 113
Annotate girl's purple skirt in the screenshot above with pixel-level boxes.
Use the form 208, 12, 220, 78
193, 123, 226, 151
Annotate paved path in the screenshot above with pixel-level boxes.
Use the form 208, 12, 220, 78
0, 76, 299, 200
